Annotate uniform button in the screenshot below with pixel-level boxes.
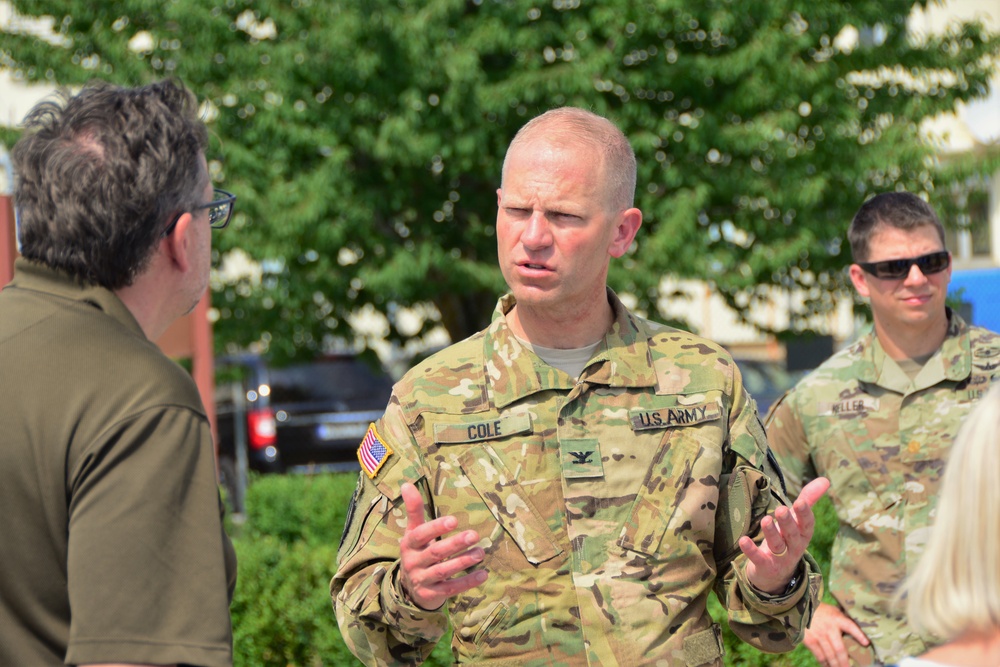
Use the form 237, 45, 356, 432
908, 441, 920, 454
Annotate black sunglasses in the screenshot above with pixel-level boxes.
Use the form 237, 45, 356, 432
857, 250, 950, 280
162, 188, 237, 237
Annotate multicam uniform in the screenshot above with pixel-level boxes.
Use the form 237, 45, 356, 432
766, 311, 1000, 665
333, 291, 821, 667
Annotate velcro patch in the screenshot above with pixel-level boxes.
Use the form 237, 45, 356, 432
958, 374, 999, 403
357, 423, 393, 479
818, 396, 879, 416
630, 401, 721, 431
559, 438, 603, 479
433, 413, 532, 444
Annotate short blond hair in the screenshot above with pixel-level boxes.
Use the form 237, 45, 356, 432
901, 382, 1000, 639
501, 107, 636, 213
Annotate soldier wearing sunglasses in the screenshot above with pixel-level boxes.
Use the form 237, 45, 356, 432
0, 79, 237, 667
765, 192, 1000, 667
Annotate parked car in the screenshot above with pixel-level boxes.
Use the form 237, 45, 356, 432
215, 353, 395, 510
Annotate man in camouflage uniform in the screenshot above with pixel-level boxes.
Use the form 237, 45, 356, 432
332, 107, 828, 666
766, 192, 1000, 667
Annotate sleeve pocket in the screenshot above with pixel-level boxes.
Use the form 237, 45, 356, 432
713, 465, 772, 566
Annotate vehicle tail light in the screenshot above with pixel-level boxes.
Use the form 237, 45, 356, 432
247, 408, 277, 450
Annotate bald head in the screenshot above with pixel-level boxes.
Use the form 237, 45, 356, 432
501, 107, 637, 213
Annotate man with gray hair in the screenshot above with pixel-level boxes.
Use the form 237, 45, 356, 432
333, 107, 829, 666
0, 79, 237, 667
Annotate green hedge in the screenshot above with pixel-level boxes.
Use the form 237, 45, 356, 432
230, 472, 833, 666
230, 473, 453, 667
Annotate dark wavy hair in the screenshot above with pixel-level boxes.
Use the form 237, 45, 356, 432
12, 78, 208, 289
847, 191, 946, 262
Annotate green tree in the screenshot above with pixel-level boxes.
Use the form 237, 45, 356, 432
2, 0, 998, 359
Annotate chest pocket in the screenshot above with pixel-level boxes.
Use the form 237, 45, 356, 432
458, 445, 563, 565
618, 398, 724, 558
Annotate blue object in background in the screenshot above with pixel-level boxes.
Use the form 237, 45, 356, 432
949, 268, 1000, 333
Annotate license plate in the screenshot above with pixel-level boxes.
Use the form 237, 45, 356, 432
316, 422, 368, 441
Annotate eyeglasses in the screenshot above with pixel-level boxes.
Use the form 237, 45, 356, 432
162, 188, 237, 237
857, 250, 950, 280
200, 188, 237, 229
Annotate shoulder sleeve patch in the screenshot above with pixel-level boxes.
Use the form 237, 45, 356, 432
357, 423, 393, 479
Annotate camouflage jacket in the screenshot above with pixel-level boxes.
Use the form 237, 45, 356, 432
333, 291, 822, 667
766, 311, 1000, 664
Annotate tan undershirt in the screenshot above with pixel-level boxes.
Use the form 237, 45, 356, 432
515, 336, 602, 379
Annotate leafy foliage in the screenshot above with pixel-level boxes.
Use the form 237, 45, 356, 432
2, 1, 998, 358
230, 472, 455, 667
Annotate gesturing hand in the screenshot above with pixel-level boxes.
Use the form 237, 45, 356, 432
738, 476, 830, 594
398, 482, 489, 611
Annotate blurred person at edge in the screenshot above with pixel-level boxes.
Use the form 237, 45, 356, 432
887, 382, 1000, 667
332, 106, 830, 667
766, 192, 1000, 667
0, 79, 238, 667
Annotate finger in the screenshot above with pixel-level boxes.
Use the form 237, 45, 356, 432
416, 545, 486, 585
797, 476, 831, 507
790, 494, 817, 535
760, 514, 787, 555
840, 617, 870, 646
413, 528, 481, 566
827, 632, 850, 667
817, 617, 852, 667
773, 502, 809, 545
737, 535, 761, 561
821, 639, 841, 667
401, 515, 459, 554
401, 482, 427, 531
812, 636, 832, 667
737, 534, 772, 568
804, 627, 834, 667
400, 481, 462, 552
416, 567, 489, 601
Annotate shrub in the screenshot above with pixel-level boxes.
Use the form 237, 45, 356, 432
240, 472, 356, 547
231, 473, 454, 666
231, 536, 348, 666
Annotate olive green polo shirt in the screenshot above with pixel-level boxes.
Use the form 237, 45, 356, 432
0, 259, 237, 666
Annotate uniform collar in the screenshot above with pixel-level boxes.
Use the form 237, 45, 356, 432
853, 308, 971, 387
484, 288, 657, 409
7, 258, 147, 339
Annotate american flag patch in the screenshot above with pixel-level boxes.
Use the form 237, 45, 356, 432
358, 423, 393, 478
